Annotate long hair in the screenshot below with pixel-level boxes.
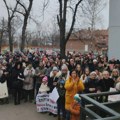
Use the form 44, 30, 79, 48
14, 62, 22, 70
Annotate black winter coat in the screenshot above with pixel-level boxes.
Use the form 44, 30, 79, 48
97, 78, 114, 92
84, 77, 99, 93
48, 76, 59, 92
11, 68, 24, 89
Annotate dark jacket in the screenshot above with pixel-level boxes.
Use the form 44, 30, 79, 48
11, 68, 24, 89
98, 78, 114, 92
0, 70, 9, 84
48, 71, 61, 92
68, 64, 75, 72
57, 78, 66, 98
84, 77, 99, 93
35, 66, 47, 84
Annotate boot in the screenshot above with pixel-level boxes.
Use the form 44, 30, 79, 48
58, 116, 61, 120
61, 118, 65, 120
5, 98, 9, 104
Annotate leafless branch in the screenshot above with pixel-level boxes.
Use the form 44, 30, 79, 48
66, 0, 83, 43
16, 0, 27, 13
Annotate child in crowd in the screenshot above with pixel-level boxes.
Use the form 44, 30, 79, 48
39, 76, 50, 93
70, 94, 81, 120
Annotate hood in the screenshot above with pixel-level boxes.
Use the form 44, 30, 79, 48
61, 71, 70, 81
50, 71, 61, 78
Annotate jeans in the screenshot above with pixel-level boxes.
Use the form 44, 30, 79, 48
24, 90, 33, 101
57, 97, 66, 118
35, 83, 41, 96
66, 110, 70, 120
14, 89, 21, 104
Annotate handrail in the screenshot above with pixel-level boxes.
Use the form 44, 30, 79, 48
80, 91, 120, 120
80, 94, 120, 116
84, 91, 120, 97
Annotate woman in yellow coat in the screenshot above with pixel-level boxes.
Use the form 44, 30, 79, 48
65, 70, 84, 120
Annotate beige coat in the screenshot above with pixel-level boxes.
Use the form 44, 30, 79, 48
23, 67, 35, 90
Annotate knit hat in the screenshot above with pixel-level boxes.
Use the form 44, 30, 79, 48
42, 76, 48, 82
61, 64, 68, 70
90, 71, 97, 76
52, 67, 59, 71
93, 59, 97, 63
74, 94, 81, 103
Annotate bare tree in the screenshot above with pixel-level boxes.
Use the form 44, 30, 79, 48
25, 30, 33, 48
79, 0, 106, 51
0, 18, 7, 52
50, 18, 60, 46
16, 0, 34, 51
81, 0, 106, 30
3, 0, 20, 52
57, 0, 83, 58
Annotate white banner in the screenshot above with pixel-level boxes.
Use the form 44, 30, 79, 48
36, 92, 57, 114
0, 82, 8, 99
108, 87, 120, 102
49, 87, 59, 102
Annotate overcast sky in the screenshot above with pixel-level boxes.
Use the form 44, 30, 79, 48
0, 0, 109, 32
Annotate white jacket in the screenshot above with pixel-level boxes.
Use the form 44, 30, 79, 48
39, 83, 50, 93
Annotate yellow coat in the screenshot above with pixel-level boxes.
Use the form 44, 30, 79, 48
65, 77, 84, 110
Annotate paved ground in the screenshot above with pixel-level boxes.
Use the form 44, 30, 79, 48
0, 102, 56, 120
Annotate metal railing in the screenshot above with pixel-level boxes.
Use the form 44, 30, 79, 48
80, 91, 120, 120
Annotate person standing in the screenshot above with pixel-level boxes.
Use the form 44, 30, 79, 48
76, 64, 83, 78
35, 61, 47, 97
65, 70, 84, 120
11, 62, 24, 105
23, 63, 35, 103
97, 71, 115, 102
111, 69, 119, 83
84, 72, 99, 93
69, 94, 81, 120
48, 66, 61, 117
81, 67, 90, 83
57, 64, 69, 120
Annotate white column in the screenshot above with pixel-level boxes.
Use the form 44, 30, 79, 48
109, 0, 120, 60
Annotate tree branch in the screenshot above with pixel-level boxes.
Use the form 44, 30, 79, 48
16, 10, 25, 16
16, 0, 27, 13
58, 0, 62, 22
9, 7, 25, 16
3, 0, 10, 17
10, 0, 20, 19
66, 0, 83, 43
57, 15, 60, 27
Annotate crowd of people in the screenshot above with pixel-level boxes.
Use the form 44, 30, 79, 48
0, 50, 120, 120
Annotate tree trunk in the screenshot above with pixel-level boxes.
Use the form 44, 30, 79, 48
8, 21, 13, 52
0, 31, 3, 52
20, 0, 33, 51
0, 36, 2, 52
58, 0, 83, 58
60, 25, 66, 58
60, 40, 66, 59
20, 17, 27, 51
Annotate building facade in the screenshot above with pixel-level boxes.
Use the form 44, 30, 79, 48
66, 29, 108, 53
